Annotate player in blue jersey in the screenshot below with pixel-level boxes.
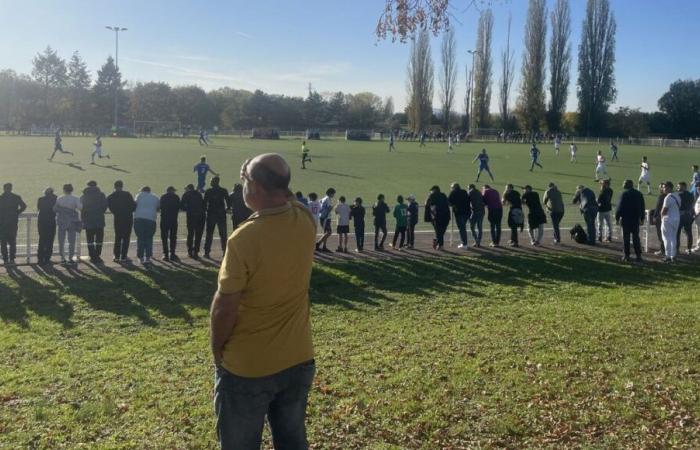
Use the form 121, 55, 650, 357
198, 129, 209, 146
49, 130, 74, 161
529, 143, 543, 171
194, 156, 219, 193
473, 148, 495, 182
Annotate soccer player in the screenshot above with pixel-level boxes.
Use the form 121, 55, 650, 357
570, 142, 578, 163
90, 135, 110, 164
638, 156, 652, 194
301, 140, 312, 169
610, 141, 619, 161
594, 151, 608, 181
49, 130, 73, 161
529, 143, 543, 171
198, 129, 209, 146
554, 135, 561, 156
419, 131, 426, 148
194, 156, 219, 193
388, 131, 396, 152
473, 148, 495, 182
447, 134, 454, 154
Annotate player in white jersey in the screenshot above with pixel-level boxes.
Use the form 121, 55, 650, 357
90, 135, 110, 164
569, 143, 577, 162
638, 156, 651, 194
447, 134, 454, 153
554, 136, 561, 156
594, 150, 608, 181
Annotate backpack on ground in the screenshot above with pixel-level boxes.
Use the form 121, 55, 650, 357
570, 224, 587, 244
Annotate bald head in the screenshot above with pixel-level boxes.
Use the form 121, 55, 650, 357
244, 153, 291, 193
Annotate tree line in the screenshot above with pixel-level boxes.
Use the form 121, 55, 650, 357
403, 0, 700, 138
0, 47, 395, 133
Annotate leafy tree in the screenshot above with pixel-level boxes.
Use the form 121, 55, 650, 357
657, 79, 700, 138
347, 92, 383, 129
323, 92, 348, 128
516, 0, 547, 133
577, 0, 616, 134
31, 46, 67, 123
67, 51, 91, 128
438, 28, 457, 131
406, 28, 434, 132
92, 56, 128, 128
129, 82, 174, 123
547, 0, 571, 132
472, 9, 494, 129
172, 86, 217, 128
304, 90, 325, 128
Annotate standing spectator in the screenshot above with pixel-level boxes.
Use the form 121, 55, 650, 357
230, 184, 253, 231
482, 184, 503, 247
107, 180, 136, 262
425, 186, 450, 250
204, 176, 231, 259
573, 185, 599, 245
521, 185, 547, 246
467, 184, 485, 247
448, 183, 471, 249
652, 183, 666, 256
406, 194, 419, 249
0, 183, 27, 265
502, 184, 524, 247
160, 186, 181, 261
315, 188, 336, 252
36, 187, 57, 265
660, 181, 681, 263
690, 165, 699, 196
211, 154, 316, 450
54, 184, 81, 265
181, 184, 205, 259
350, 197, 365, 252
676, 181, 695, 255
693, 182, 700, 252
335, 196, 351, 252
372, 194, 390, 250
134, 186, 160, 265
597, 179, 614, 242
80, 181, 108, 264
307, 193, 320, 229
543, 182, 565, 244
615, 179, 646, 262
391, 195, 408, 250
295, 191, 308, 207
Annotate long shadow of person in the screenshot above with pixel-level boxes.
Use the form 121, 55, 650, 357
6, 266, 74, 328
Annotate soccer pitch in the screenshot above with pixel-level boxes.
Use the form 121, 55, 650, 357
2, 135, 699, 208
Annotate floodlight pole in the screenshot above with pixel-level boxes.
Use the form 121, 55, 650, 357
106, 26, 127, 134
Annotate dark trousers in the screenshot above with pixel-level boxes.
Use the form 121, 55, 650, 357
374, 223, 387, 248
354, 223, 365, 250
113, 218, 132, 259
407, 222, 417, 247
85, 228, 104, 259
434, 221, 448, 247
655, 218, 664, 252
161, 221, 178, 256
205, 213, 228, 254
676, 217, 694, 251
510, 226, 519, 245
214, 361, 315, 450
187, 215, 205, 254
455, 214, 468, 245
0, 223, 18, 261
622, 221, 642, 258
37, 220, 56, 263
583, 210, 597, 245
488, 209, 503, 244
550, 211, 564, 243
392, 225, 407, 248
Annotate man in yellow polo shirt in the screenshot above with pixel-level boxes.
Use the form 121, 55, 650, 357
210, 153, 317, 449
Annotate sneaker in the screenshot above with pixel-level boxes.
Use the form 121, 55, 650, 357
653, 250, 664, 256
635, 257, 643, 264
162, 255, 170, 261
321, 247, 332, 253
113, 257, 121, 263
170, 254, 179, 261
145, 257, 152, 264
692, 246, 700, 253
662, 257, 672, 263
606, 237, 612, 242
336, 246, 343, 252
457, 244, 468, 250
374, 245, 380, 251
121, 257, 132, 263
684, 249, 693, 255
621, 256, 630, 262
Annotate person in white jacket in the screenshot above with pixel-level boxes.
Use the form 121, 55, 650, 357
660, 181, 681, 263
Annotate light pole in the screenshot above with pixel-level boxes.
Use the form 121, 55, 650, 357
467, 49, 481, 135
105, 26, 127, 134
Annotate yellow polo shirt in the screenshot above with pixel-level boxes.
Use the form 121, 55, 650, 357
218, 201, 316, 377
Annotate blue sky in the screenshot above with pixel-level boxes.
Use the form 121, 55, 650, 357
0, 0, 698, 113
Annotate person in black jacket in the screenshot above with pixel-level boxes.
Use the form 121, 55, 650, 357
573, 185, 598, 245
181, 184, 205, 259
0, 183, 27, 265
448, 183, 471, 249
521, 185, 547, 246
350, 197, 365, 252
203, 176, 231, 258
597, 179, 614, 242
37, 187, 57, 265
676, 181, 695, 254
80, 181, 108, 264
652, 183, 666, 255
615, 179, 646, 262
107, 180, 136, 262
160, 186, 181, 261
425, 185, 450, 250
372, 194, 390, 250
230, 184, 253, 230
406, 194, 419, 249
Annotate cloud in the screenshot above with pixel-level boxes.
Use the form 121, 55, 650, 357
273, 61, 352, 83
122, 57, 258, 88
235, 31, 253, 40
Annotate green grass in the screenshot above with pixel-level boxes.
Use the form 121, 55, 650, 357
1, 253, 699, 448
1, 135, 699, 206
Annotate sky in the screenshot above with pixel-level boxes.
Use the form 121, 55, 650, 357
1, 0, 698, 114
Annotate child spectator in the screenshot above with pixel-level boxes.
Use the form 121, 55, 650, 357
391, 195, 408, 250
406, 194, 419, 249
307, 193, 320, 229
372, 194, 390, 250
335, 196, 351, 252
350, 197, 366, 252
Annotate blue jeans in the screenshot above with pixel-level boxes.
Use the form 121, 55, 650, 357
133, 218, 156, 258
455, 214, 468, 245
469, 212, 484, 245
215, 361, 315, 450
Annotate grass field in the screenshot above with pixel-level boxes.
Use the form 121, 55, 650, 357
1, 135, 699, 207
1, 136, 699, 448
